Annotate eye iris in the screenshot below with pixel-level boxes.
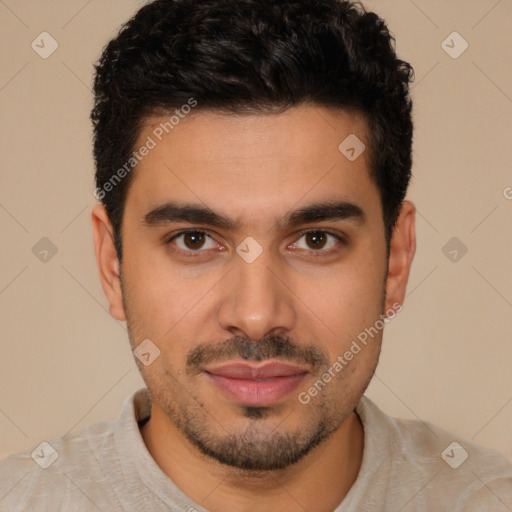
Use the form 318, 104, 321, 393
306, 231, 327, 249
184, 232, 205, 250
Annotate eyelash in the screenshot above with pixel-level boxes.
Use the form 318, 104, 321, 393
165, 229, 346, 258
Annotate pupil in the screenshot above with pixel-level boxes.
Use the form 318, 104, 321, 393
307, 232, 326, 249
185, 232, 205, 249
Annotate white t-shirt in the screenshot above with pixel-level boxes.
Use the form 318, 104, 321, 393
1, 388, 511, 511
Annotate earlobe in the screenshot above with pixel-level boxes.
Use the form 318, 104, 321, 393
385, 200, 416, 312
91, 204, 126, 321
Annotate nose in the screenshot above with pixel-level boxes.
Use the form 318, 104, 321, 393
216, 248, 297, 341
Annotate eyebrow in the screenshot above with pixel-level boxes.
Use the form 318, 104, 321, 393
143, 200, 365, 230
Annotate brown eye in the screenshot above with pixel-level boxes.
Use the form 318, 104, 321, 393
183, 232, 206, 250
289, 230, 342, 254
304, 231, 328, 250
170, 231, 217, 252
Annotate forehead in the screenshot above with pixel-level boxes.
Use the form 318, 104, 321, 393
124, 105, 381, 230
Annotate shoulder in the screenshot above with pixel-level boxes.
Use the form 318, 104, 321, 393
353, 396, 512, 510
0, 419, 121, 511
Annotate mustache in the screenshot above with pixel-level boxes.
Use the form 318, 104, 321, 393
186, 334, 328, 375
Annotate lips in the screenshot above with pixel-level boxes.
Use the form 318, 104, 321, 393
205, 361, 308, 407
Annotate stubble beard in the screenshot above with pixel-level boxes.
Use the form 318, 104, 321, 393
121, 273, 384, 472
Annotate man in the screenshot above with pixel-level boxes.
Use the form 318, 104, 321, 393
1, 0, 511, 510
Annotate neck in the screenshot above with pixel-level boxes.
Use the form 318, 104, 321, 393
140, 404, 364, 512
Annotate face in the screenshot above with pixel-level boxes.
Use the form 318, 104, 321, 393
93, 104, 415, 470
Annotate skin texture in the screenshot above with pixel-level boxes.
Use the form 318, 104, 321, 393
92, 104, 416, 512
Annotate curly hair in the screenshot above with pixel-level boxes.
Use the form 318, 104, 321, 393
91, 0, 414, 260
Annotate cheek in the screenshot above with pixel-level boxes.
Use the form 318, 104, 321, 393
305, 254, 386, 366
121, 248, 222, 357
120, 247, 178, 341
305, 253, 385, 325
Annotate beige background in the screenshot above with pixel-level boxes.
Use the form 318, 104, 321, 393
0, 0, 511, 461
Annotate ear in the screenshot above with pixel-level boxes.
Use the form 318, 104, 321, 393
384, 200, 416, 312
91, 204, 126, 321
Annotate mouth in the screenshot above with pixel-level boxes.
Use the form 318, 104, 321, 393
204, 361, 309, 407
